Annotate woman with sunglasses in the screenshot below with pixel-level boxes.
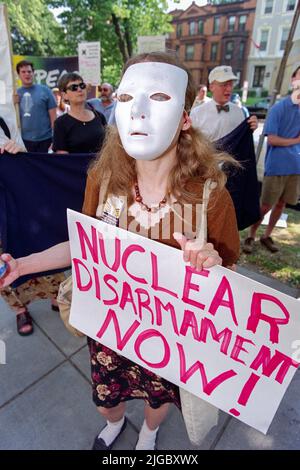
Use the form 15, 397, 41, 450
0, 52, 240, 450
53, 73, 106, 154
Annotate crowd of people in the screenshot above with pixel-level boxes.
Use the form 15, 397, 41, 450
0, 53, 299, 450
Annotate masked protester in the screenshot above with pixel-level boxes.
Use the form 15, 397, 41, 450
0, 52, 240, 450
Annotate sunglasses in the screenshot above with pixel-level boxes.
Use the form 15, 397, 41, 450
100, 87, 109, 92
65, 82, 87, 92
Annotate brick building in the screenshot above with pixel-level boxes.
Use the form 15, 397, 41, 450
166, 0, 257, 87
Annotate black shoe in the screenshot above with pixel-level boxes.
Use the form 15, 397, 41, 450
243, 237, 255, 254
51, 304, 59, 312
91, 417, 127, 450
260, 236, 279, 253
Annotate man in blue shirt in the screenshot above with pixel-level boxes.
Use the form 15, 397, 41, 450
16, 60, 57, 152
87, 82, 116, 122
244, 66, 300, 253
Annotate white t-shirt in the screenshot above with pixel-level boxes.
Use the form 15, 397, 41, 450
190, 99, 245, 141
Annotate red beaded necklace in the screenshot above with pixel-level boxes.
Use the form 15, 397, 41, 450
134, 182, 168, 213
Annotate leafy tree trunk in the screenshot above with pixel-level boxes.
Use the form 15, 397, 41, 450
111, 13, 129, 63
124, 18, 133, 58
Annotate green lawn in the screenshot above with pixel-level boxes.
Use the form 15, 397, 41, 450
239, 208, 300, 289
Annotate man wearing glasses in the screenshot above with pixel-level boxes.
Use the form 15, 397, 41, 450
87, 82, 116, 122
190, 66, 257, 140
16, 60, 57, 152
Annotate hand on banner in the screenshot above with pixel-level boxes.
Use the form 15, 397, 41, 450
247, 115, 258, 131
13, 93, 20, 105
0, 139, 24, 154
0, 254, 20, 288
173, 233, 222, 271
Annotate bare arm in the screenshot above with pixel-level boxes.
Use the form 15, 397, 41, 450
0, 241, 71, 288
268, 134, 300, 147
49, 108, 57, 129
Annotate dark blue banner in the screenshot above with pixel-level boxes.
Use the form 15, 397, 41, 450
0, 151, 95, 286
215, 120, 261, 231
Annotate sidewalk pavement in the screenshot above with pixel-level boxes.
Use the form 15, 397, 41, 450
0, 267, 299, 451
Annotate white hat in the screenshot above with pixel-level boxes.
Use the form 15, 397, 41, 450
208, 66, 238, 84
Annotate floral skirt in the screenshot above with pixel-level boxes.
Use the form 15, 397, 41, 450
0, 273, 65, 310
87, 338, 181, 410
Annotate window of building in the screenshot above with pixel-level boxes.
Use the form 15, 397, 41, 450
228, 16, 236, 32
198, 19, 204, 34
225, 41, 234, 60
239, 41, 245, 59
286, 0, 296, 11
176, 24, 182, 38
253, 66, 265, 87
280, 28, 289, 51
260, 30, 269, 51
213, 17, 220, 34
264, 0, 273, 14
189, 21, 196, 35
238, 15, 247, 32
185, 44, 194, 61
175, 45, 180, 56
211, 43, 218, 61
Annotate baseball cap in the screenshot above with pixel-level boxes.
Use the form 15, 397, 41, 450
208, 66, 238, 84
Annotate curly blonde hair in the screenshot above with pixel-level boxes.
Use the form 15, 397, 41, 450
90, 51, 235, 205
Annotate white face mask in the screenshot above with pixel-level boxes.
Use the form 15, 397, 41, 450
115, 62, 188, 161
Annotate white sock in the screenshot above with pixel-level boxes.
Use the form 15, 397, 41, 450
135, 420, 159, 450
98, 416, 125, 446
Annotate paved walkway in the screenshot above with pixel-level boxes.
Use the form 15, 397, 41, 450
0, 267, 299, 450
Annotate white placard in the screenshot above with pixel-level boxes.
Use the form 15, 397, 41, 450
78, 42, 101, 86
0, 4, 19, 141
68, 209, 300, 434
137, 35, 166, 53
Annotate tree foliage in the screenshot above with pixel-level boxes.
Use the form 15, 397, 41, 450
3, 0, 65, 55
49, 0, 173, 83
4, 0, 173, 83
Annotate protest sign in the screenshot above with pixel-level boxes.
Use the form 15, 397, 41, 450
68, 209, 300, 434
78, 42, 101, 86
137, 35, 166, 53
13, 55, 79, 89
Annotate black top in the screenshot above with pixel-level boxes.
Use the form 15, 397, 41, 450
53, 112, 106, 153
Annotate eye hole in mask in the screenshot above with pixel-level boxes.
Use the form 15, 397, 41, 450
118, 94, 133, 102
150, 93, 171, 101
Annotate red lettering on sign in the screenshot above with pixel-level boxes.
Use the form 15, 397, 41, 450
151, 252, 178, 298
76, 222, 98, 263
250, 345, 299, 384
73, 258, 92, 291
119, 281, 138, 316
182, 266, 209, 311
247, 293, 290, 344
103, 274, 119, 305
135, 330, 171, 368
96, 308, 140, 350
230, 335, 255, 365
177, 343, 237, 394
154, 297, 179, 336
199, 318, 232, 355
136, 288, 154, 324
179, 309, 200, 341
122, 245, 147, 284
209, 276, 238, 326
98, 232, 121, 272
